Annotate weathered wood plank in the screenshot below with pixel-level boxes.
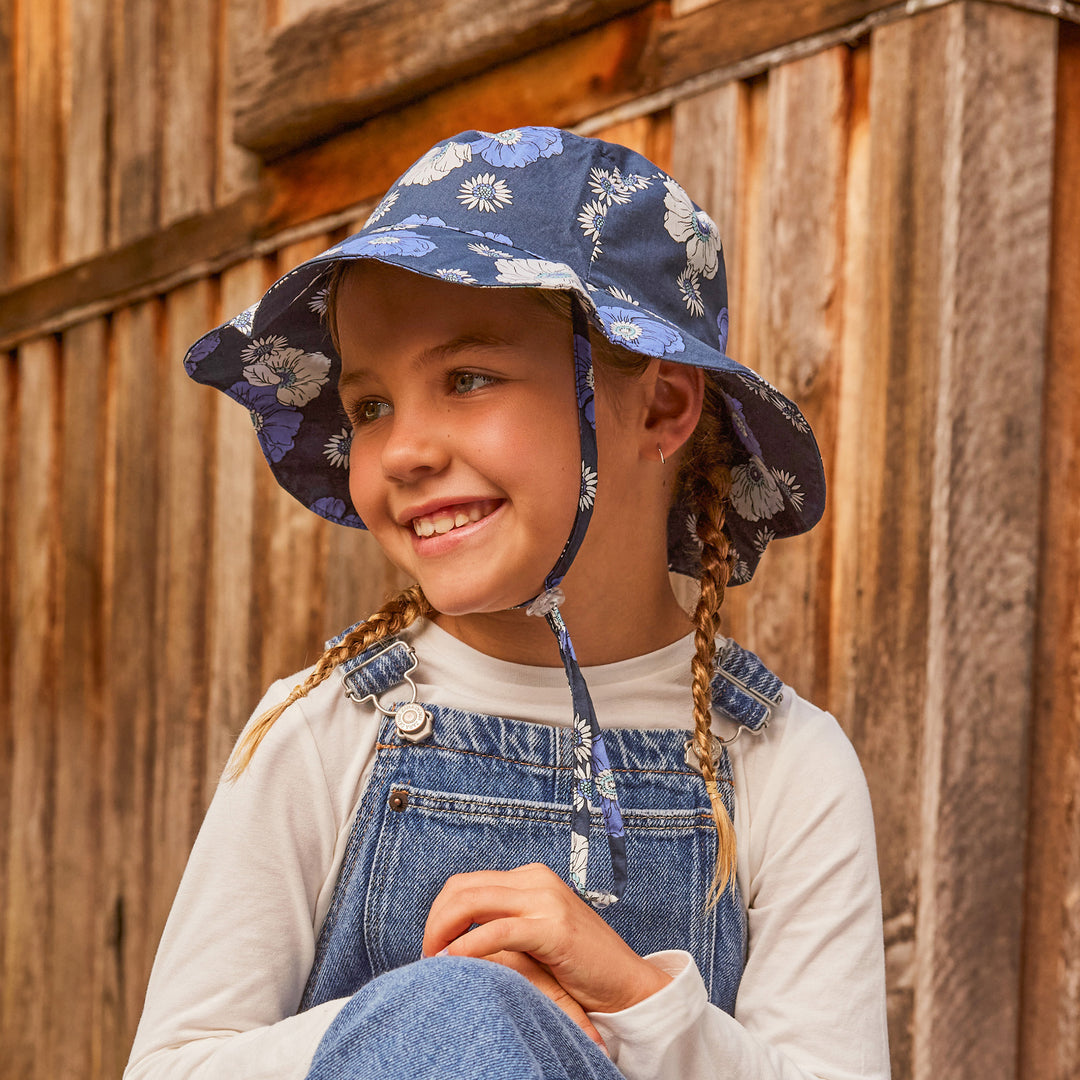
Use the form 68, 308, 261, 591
50, 317, 108, 1078
0, 0, 17, 286
909, 5, 1055, 1078
109, 0, 159, 244
100, 301, 160, 1077
0, 353, 11, 1012
63, 0, 109, 263
203, 258, 270, 798
1, 338, 59, 1076
233, 0, 657, 157
161, 0, 217, 226
150, 280, 214, 941
217, 0, 266, 202
17, 0, 62, 277
1020, 19, 1080, 1080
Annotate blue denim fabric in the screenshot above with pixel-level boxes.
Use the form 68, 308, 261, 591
305, 957, 623, 1080
301, 634, 782, 1075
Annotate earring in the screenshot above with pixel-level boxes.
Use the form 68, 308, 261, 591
657, 444, 666, 465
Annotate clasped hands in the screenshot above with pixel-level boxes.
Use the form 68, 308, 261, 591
422, 863, 672, 1048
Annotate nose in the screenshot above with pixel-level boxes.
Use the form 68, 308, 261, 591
379, 405, 451, 482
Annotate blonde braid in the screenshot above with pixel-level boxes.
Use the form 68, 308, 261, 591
678, 376, 737, 905
226, 584, 434, 780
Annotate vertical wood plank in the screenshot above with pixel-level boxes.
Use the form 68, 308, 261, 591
161, 0, 217, 226
0, 352, 11, 1007
912, 6, 1055, 1079
109, 0, 158, 244
100, 300, 160, 1077
203, 259, 269, 798
255, 236, 331, 688
0, 0, 16, 285
1021, 18, 1080, 1080
150, 280, 214, 942
218, 0, 265, 203
62, 0, 109, 262
16, 0, 63, 277
49, 318, 108, 1079
1, 339, 60, 1077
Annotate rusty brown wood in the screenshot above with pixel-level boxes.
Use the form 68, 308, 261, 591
1020, 19, 1080, 1080
0, 0, 14, 286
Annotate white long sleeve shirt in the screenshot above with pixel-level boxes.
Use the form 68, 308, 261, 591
125, 620, 890, 1080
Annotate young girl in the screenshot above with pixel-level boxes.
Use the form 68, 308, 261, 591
125, 127, 889, 1080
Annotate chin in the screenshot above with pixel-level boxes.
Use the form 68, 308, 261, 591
416, 575, 545, 618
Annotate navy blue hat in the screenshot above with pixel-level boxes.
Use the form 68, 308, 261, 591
184, 126, 825, 585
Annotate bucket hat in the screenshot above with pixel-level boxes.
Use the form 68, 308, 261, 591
183, 127, 826, 908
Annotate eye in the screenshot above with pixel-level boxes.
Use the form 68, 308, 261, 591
346, 399, 392, 427
451, 371, 498, 395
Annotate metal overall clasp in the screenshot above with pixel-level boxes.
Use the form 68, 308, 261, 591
343, 640, 434, 744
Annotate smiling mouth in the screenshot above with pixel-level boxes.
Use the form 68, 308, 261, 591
410, 500, 501, 538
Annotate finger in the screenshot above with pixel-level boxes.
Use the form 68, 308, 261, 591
484, 951, 607, 1050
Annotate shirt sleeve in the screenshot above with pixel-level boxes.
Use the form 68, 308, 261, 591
590, 698, 891, 1080
123, 679, 366, 1080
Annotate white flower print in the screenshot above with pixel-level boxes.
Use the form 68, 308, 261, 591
663, 179, 720, 279
729, 455, 784, 521
570, 828, 589, 891
323, 427, 352, 469
685, 512, 704, 551
241, 335, 290, 366
571, 721, 593, 770
364, 188, 399, 225
467, 241, 512, 258
399, 141, 472, 186
677, 267, 704, 317
244, 345, 331, 408
457, 172, 512, 212
594, 769, 617, 801
434, 268, 476, 283
229, 303, 258, 336
588, 167, 631, 205
621, 172, 653, 191
729, 554, 750, 584
753, 526, 776, 553
736, 371, 783, 403
308, 286, 330, 317
494, 258, 582, 290
577, 199, 607, 242
772, 394, 812, 434
607, 286, 638, 306
771, 468, 805, 512
580, 463, 598, 511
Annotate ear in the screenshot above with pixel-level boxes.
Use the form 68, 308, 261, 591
643, 359, 704, 461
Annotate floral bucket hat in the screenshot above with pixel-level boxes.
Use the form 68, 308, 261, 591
184, 126, 826, 908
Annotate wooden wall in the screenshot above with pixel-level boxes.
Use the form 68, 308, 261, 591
1, 2, 1078, 1078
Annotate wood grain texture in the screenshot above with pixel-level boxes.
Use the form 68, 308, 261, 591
0, 353, 11, 1009
109, 0, 159, 244
17, 0, 62, 277
161, 0, 217, 226
910, 5, 1055, 1078
233, 0, 656, 157
100, 301, 161, 1076
0, 0, 16, 286
50, 317, 108, 1078
1, 339, 60, 1076
63, 0, 109, 263
217, 0, 266, 203
1020, 19, 1080, 1080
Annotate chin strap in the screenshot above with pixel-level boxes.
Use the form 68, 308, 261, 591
522, 298, 626, 909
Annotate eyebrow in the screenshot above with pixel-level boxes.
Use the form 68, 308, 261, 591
338, 333, 515, 393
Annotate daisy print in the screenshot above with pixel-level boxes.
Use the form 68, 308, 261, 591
730, 456, 784, 521
577, 199, 607, 242
241, 335, 290, 367
663, 179, 720, 279
753, 525, 777, 554
244, 345, 331, 408
323, 427, 352, 469
467, 241, 512, 258
588, 167, 631, 205
364, 188, 399, 225
308, 287, 330, 317
434, 268, 476, 284
580, 463, 598, 511
229, 304, 257, 336
457, 172, 512, 212
607, 285, 638, 305
771, 468, 805, 512
677, 267, 704, 317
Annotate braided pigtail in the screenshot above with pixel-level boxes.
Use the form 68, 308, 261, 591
226, 584, 435, 780
677, 376, 737, 906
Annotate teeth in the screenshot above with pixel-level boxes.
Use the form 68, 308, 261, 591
412, 503, 491, 538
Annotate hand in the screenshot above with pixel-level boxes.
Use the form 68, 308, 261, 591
482, 950, 607, 1049
422, 863, 672, 1014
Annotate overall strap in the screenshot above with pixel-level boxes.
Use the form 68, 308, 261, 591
325, 625, 414, 701
710, 639, 783, 732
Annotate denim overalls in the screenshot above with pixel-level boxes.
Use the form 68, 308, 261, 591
300, 632, 783, 1018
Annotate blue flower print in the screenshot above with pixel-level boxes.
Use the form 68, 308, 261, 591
717, 307, 729, 352
348, 230, 437, 257
468, 229, 513, 245
596, 306, 685, 357
311, 496, 362, 528
184, 328, 220, 374
391, 213, 447, 229
230, 304, 257, 336
720, 392, 762, 458
227, 381, 302, 463
470, 126, 563, 167
457, 173, 512, 212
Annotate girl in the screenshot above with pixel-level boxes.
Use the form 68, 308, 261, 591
126, 127, 889, 1080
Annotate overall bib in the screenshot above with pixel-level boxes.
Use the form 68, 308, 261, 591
301, 632, 782, 1078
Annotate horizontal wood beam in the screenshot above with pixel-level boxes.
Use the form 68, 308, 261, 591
2, 0, 1076, 350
